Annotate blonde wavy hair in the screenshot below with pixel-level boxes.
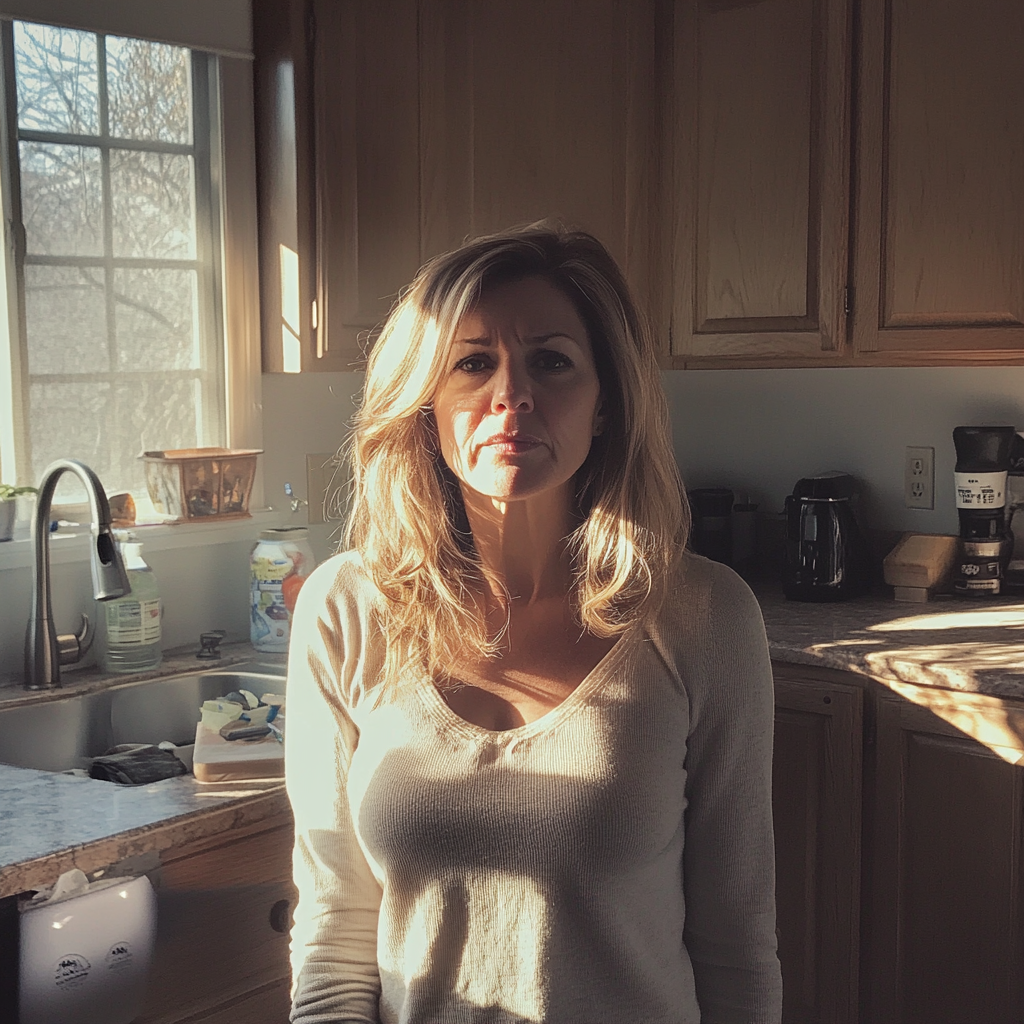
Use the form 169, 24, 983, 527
344, 223, 688, 693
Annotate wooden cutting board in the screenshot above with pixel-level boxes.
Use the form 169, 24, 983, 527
192, 722, 285, 783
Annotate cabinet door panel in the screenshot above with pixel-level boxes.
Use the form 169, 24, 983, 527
854, 0, 1024, 354
420, 0, 658, 319
772, 667, 862, 1024
313, 0, 421, 368
671, 0, 851, 362
134, 820, 296, 1024
867, 690, 1024, 1023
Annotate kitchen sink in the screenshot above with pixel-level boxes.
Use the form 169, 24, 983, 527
0, 662, 287, 774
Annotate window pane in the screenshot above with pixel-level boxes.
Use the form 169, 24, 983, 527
25, 265, 108, 374
114, 268, 198, 371
28, 379, 112, 491
106, 37, 192, 145
111, 150, 195, 258
14, 22, 99, 135
29, 376, 200, 497
20, 142, 102, 255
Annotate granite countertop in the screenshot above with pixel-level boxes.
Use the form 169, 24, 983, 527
755, 584, 1024, 698
5, 592, 1024, 897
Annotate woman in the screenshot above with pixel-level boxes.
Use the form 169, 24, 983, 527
286, 224, 782, 1024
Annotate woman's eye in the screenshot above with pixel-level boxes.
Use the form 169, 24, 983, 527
454, 354, 490, 373
534, 350, 573, 371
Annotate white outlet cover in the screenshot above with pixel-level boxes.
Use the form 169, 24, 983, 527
904, 446, 935, 510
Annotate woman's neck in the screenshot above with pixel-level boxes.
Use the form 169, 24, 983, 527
461, 481, 576, 604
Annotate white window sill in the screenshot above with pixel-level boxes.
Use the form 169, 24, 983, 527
0, 507, 290, 572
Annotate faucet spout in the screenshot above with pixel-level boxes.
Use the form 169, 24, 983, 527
25, 459, 130, 690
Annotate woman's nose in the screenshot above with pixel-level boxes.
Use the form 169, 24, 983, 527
490, 359, 533, 413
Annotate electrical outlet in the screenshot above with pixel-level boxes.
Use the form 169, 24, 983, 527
904, 446, 935, 509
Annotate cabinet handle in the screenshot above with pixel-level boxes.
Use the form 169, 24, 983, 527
269, 899, 292, 933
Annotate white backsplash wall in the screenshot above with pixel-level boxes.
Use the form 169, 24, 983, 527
665, 365, 1024, 535
260, 371, 363, 565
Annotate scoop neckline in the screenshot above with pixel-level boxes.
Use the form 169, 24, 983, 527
416, 625, 638, 741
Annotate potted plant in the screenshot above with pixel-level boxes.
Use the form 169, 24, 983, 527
0, 483, 36, 542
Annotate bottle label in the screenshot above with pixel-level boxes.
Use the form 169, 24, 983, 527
106, 599, 161, 645
955, 471, 1006, 509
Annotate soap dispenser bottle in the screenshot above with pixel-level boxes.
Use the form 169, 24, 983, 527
99, 537, 162, 673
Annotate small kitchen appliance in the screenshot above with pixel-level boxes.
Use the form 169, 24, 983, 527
783, 472, 871, 602
687, 487, 734, 565
1003, 432, 1024, 593
952, 426, 1016, 597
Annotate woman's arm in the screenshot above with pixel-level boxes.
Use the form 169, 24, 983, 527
286, 558, 384, 1023
682, 561, 783, 1024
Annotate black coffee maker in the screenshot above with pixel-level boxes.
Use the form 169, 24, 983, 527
784, 472, 871, 602
952, 425, 1016, 597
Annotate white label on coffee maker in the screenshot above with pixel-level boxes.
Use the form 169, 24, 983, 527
955, 471, 1006, 508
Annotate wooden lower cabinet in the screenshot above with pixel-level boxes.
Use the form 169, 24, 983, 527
134, 813, 296, 1024
775, 664, 1024, 1024
772, 664, 863, 1024
864, 686, 1024, 1024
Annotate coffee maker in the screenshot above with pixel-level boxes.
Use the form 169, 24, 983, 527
783, 472, 871, 602
952, 426, 1016, 597
1005, 433, 1024, 593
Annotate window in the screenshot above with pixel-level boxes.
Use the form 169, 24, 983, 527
0, 19, 226, 503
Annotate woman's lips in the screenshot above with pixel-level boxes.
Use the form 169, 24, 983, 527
481, 433, 543, 454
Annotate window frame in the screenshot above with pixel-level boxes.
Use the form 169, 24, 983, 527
0, 16, 262, 512
0, 20, 229, 496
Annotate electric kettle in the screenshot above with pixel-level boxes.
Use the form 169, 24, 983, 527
783, 472, 871, 602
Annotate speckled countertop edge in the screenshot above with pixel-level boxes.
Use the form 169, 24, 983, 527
0, 770, 289, 898
754, 584, 1024, 699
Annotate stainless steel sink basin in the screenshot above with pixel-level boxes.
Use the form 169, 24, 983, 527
0, 662, 287, 773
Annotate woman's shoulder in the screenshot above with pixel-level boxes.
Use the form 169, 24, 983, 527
666, 550, 757, 605
292, 549, 381, 630
657, 551, 765, 646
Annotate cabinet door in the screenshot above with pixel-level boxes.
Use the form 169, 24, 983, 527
772, 665, 862, 1024
311, 0, 422, 370
134, 817, 296, 1024
669, 0, 852, 365
865, 685, 1024, 1023
853, 0, 1024, 359
419, 0, 660, 325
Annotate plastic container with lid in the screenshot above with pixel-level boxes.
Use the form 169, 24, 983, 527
250, 527, 316, 652
98, 538, 162, 674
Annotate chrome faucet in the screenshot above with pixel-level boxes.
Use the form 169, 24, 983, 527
25, 459, 130, 690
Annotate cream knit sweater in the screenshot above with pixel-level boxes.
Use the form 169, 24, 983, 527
285, 550, 782, 1024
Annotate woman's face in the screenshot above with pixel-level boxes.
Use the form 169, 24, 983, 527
432, 275, 604, 506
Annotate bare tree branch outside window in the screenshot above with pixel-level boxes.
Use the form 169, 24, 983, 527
8, 21, 223, 501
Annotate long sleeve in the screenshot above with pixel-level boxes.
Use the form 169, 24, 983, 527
286, 557, 384, 1023
681, 561, 783, 1023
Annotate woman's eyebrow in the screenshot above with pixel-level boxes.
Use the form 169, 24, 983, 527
452, 332, 578, 346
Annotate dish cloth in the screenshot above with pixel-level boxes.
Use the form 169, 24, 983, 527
88, 743, 188, 785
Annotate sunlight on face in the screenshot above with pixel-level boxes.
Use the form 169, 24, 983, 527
432, 276, 604, 507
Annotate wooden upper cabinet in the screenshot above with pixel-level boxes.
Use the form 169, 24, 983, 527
312, 0, 421, 369
255, 0, 659, 371
669, 0, 853, 365
853, 0, 1024, 359
419, 0, 659, 321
